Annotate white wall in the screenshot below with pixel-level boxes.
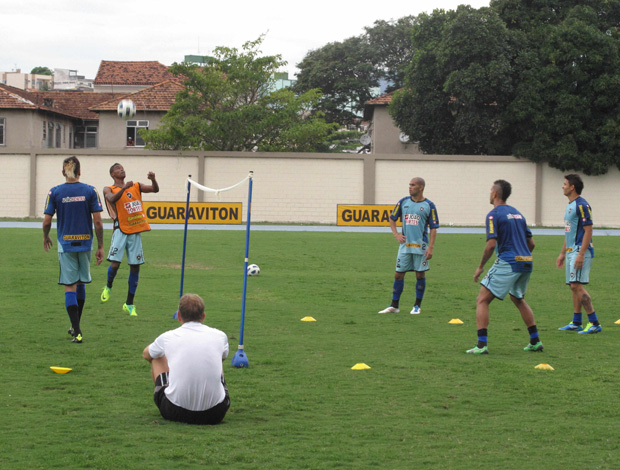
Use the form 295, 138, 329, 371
3, 149, 619, 227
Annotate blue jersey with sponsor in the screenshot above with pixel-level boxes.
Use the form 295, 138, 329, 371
390, 197, 439, 255
486, 204, 533, 273
44, 182, 103, 253
564, 196, 594, 257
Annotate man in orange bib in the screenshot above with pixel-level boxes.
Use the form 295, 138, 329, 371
101, 163, 159, 316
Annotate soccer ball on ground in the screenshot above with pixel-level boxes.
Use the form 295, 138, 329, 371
117, 99, 136, 120
247, 264, 260, 276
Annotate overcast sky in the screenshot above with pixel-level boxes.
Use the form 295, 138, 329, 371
2, 0, 489, 79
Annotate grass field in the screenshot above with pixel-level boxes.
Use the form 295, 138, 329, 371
1, 227, 619, 469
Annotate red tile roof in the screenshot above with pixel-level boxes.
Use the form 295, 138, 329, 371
91, 80, 184, 112
366, 92, 395, 106
94, 61, 175, 86
0, 84, 123, 119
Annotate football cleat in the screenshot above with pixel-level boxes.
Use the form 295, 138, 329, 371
378, 306, 399, 314
72, 334, 83, 343
558, 322, 583, 331
578, 324, 602, 334
101, 286, 111, 302
524, 341, 544, 352
123, 303, 137, 316
68, 328, 74, 336
410, 305, 421, 315
466, 345, 488, 354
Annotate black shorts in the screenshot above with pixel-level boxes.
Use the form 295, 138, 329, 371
153, 372, 230, 425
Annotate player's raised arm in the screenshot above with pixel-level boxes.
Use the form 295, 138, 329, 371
141, 172, 159, 193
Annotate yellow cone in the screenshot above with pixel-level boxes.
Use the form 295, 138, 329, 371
448, 318, 464, 324
301, 316, 316, 322
535, 363, 554, 370
614, 319, 620, 325
50, 366, 72, 374
351, 363, 371, 370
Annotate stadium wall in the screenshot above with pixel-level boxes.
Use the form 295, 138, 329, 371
1, 149, 619, 228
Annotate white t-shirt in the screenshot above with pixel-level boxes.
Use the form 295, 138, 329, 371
148, 322, 229, 411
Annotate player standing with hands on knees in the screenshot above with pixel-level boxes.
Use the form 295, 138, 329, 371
378, 177, 439, 315
467, 180, 543, 355
43, 156, 104, 343
101, 163, 159, 317
557, 174, 602, 334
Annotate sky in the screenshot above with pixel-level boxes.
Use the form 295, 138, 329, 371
1, 0, 490, 80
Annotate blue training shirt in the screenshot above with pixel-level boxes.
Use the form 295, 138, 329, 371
44, 182, 103, 253
564, 196, 594, 257
390, 196, 439, 255
485, 204, 533, 273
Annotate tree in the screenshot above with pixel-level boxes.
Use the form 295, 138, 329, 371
506, 6, 620, 174
142, 37, 334, 152
293, 36, 380, 125
294, 17, 418, 125
30, 66, 52, 75
390, 6, 516, 155
364, 16, 418, 91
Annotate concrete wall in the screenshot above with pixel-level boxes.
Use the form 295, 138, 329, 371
371, 107, 420, 155
2, 148, 619, 227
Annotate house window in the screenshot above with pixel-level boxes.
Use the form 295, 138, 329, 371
55, 123, 63, 148
126, 120, 149, 147
74, 126, 98, 149
47, 121, 54, 148
0, 118, 5, 146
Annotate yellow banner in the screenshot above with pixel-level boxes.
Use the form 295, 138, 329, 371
144, 202, 242, 224
337, 205, 402, 227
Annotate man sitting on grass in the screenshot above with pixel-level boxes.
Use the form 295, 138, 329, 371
142, 293, 230, 424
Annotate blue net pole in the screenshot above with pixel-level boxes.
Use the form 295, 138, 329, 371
232, 171, 253, 367
174, 176, 192, 320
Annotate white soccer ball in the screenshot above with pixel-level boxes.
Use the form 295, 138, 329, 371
247, 264, 260, 276
117, 99, 136, 120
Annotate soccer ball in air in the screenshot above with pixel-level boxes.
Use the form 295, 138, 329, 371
247, 264, 260, 276
117, 99, 136, 120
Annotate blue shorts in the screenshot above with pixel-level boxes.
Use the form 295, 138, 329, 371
565, 250, 592, 284
481, 259, 531, 300
107, 230, 144, 265
58, 251, 92, 285
395, 248, 429, 273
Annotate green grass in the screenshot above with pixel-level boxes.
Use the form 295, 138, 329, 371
1, 228, 620, 469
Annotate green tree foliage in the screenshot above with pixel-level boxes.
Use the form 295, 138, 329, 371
30, 66, 52, 75
142, 38, 334, 152
498, 1, 620, 174
390, 0, 620, 174
293, 36, 379, 125
294, 17, 417, 125
391, 6, 516, 155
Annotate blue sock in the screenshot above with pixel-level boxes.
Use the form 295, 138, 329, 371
127, 270, 139, 305
76, 284, 86, 319
65, 291, 80, 334
573, 313, 582, 325
528, 325, 540, 344
76, 284, 86, 301
415, 278, 426, 304
587, 312, 598, 324
107, 266, 118, 288
392, 279, 404, 300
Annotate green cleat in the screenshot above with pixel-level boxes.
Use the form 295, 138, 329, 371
123, 303, 137, 317
101, 286, 111, 302
524, 341, 544, 352
466, 345, 488, 355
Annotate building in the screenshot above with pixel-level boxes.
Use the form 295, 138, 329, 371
0, 60, 182, 150
363, 92, 420, 154
0, 70, 53, 91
